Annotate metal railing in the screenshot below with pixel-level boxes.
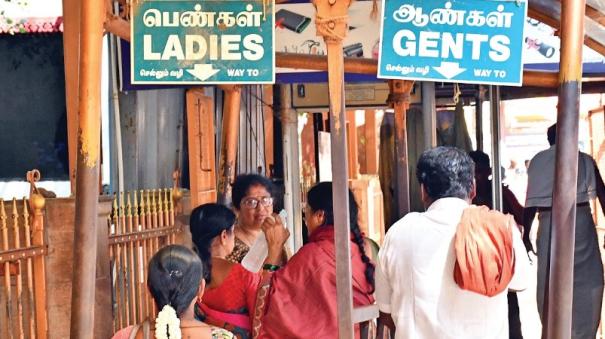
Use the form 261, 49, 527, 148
109, 189, 181, 332
0, 170, 48, 339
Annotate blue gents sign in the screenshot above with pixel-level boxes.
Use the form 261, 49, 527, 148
131, 0, 274, 84
378, 0, 527, 86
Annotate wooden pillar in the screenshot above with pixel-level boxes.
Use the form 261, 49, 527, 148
313, 0, 354, 336
346, 110, 359, 179
301, 112, 317, 194
388, 80, 414, 219
544, 0, 586, 337
62, 0, 81, 193
313, 113, 324, 180
489, 86, 503, 212
217, 85, 241, 205
421, 82, 436, 150
280, 85, 303, 253
94, 197, 113, 339
364, 110, 378, 175
475, 87, 485, 151
44, 197, 113, 339
69, 0, 104, 337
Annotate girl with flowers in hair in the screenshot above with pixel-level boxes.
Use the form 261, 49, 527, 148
111, 245, 234, 339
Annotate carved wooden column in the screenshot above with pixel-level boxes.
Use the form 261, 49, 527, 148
388, 80, 414, 219
312, 0, 354, 337
62, 0, 81, 193
217, 85, 242, 205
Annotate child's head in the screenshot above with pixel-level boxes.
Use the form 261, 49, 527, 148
147, 245, 204, 316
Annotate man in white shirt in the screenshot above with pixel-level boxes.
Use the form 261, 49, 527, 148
376, 146, 531, 339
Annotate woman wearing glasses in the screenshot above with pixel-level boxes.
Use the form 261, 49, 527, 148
225, 174, 284, 264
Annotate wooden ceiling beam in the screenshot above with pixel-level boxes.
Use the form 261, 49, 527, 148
528, 7, 560, 28
585, 4, 605, 26
528, 6, 605, 57
277, 52, 563, 88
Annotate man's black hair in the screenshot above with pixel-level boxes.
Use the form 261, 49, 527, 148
416, 146, 475, 201
547, 123, 557, 146
468, 150, 491, 169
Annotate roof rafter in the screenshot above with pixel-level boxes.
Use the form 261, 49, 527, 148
528, 5, 605, 57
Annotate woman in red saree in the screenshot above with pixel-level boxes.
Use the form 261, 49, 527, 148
190, 203, 285, 339
253, 182, 375, 338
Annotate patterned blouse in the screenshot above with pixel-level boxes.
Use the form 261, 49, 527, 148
225, 237, 250, 264
225, 237, 290, 265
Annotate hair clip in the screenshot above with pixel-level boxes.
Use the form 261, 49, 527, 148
169, 270, 182, 278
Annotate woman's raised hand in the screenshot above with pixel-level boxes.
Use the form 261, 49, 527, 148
262, 213, 290, 247
262, 213, 290, 263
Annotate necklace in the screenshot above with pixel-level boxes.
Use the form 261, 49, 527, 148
179, 320, 211, 329
236, 226, 260, 246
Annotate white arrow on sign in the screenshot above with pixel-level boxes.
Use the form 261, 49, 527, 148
432, 62, 466, 80
186, 64, 220, 81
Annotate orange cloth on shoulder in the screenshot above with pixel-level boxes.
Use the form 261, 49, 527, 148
453, 205, 515, 297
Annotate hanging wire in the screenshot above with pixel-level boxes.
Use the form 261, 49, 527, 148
228, 85, 272, 174
254, 86, 259, 172
248, 86, 253, 172
246, 88, 278, 120
260, 86, 267, 175
248, 87, 251, 172
244, 87, 249, 172
453, 83, 462, 104
257, 85, 266, 174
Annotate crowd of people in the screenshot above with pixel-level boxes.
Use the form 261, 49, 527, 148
111, 124, 605, 339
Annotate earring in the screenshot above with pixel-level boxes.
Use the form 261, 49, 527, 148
319, 215, 326, 226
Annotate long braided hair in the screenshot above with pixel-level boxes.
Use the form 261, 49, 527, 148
307, 182, 375, 293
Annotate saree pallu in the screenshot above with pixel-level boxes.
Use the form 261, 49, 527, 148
196, 263, 261, 339
252, 226, 374, 339
196, 303, 251, 339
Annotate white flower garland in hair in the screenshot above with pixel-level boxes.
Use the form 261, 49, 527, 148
155, 305, 181, 339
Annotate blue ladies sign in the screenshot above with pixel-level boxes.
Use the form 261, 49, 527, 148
378, 0, 527, 86
131, 0, 274, 84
